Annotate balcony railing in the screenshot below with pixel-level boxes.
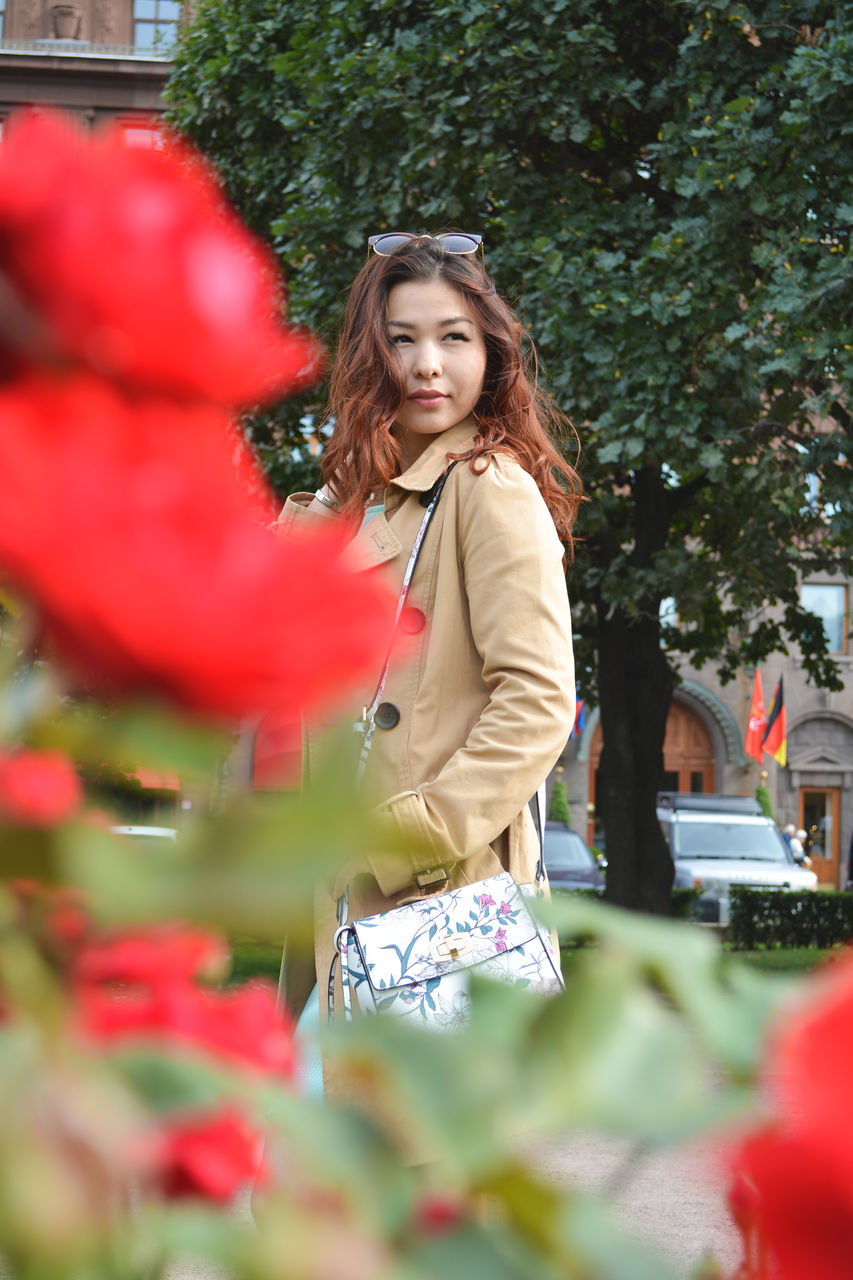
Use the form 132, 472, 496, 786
0, 38, 174, 61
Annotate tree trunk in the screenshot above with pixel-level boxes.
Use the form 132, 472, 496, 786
597, 603, 675, 915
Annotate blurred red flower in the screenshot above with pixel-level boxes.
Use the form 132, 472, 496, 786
77, 977, 295, 1078
0, 374, 392, 720
150, 1106, 264, 1203
728, 950, 853, 1280
74, 922, 228, 986
0, 748, 82, 826
11, 879, 90, 957
74, 924, 295, 1078
413, 1191, 468, 1236
0, 110, 321, 403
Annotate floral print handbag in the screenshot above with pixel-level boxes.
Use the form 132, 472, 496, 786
331, 868, 564, 1027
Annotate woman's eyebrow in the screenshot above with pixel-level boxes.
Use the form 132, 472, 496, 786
387, 316, 474, 328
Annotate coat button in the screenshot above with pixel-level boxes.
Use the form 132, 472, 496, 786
374, 701, 400, 730
400, 606, 426, 634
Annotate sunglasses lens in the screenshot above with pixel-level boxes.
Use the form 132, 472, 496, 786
435, 233, 481, 254
368, 232, 483, 257
370, 234, 414, 256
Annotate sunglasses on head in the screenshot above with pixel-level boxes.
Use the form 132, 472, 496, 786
368, 231, 484, 258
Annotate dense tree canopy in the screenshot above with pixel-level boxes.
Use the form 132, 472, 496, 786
168, 0, 852, 910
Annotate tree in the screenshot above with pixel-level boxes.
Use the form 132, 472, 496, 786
168, 0, 853, 912
547, 779, 572, 826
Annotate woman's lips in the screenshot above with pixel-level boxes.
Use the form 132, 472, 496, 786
409, 391, 447, 405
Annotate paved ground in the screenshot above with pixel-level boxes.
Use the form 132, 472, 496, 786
534, 1130, 743, 1274
158, 1131, 743, 1279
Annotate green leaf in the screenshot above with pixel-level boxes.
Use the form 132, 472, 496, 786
723, 95, 753, 115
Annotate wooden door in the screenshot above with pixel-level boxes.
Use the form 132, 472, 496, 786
660, 700, 716, 794
799, 787, 841, 888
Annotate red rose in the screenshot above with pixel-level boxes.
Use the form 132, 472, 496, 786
412, 1191, 468, 1236
150, 1106, 264, 1203
732, 1127, 853, 1280
77, 978, 295, 1078
0, 748, 82, 826
0, 374, 393, 720
0, 110, 321, 403
728, 950, 853, 1280
74, 926, 295, 1078
74, 923, 228, 987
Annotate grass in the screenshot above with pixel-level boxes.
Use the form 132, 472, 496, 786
726, 945, 837, 975
228, 939, 281, 985
229, 936, 838, 989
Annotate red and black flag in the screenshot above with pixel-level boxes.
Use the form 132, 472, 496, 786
762, 677, 787, 766
745, 668, 766, 764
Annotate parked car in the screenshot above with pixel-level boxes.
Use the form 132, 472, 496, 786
543, 821, 605, 891
657, 793, 818, 925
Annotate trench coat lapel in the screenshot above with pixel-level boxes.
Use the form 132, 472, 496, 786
343, 419, 478, 573
343, 513, 402, 572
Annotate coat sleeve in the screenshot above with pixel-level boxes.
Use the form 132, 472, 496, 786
367, 459, 575, 896
276, 493, 338, 531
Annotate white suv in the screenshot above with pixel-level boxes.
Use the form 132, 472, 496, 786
658, 793, 818, 925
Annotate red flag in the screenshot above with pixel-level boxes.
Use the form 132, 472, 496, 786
762, 677, 787, 766
745, 669, 767, 763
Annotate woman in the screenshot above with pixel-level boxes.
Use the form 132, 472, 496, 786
277, 231, 581, 1070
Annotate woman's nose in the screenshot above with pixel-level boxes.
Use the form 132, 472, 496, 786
411, 342, 441, 379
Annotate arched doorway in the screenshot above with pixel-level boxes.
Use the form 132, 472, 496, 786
587, 699, 716, 844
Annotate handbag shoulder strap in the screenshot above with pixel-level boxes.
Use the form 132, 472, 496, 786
531, 782, 546, 887
356, 460, 459, 780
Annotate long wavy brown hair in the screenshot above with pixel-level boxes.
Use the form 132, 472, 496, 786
322, 237, 581, 547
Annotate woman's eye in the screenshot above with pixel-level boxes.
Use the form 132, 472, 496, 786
390, 334, 412, 345
444, 331, 469, 342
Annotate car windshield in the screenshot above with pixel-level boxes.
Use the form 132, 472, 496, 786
545, 830, 595, 872
673, 821, 788, 862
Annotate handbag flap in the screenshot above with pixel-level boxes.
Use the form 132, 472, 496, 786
350, 872, 542, 991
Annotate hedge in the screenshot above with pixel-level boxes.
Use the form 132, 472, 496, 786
728, 887, 853, 950
671, 887, 702, 920
556, 886, 700, 921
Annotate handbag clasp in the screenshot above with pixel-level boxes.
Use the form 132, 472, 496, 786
430, 930, 474, 962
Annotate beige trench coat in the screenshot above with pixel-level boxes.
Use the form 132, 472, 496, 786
277, 418, 575, 1027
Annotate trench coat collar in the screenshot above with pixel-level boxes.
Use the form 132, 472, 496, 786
344, 420, 478, 573
389, 419, 478, 495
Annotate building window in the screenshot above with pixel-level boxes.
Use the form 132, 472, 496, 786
133, 1, 181, 53
121, 120, 163, 148
801, 583, 849, 654
0, 0, 5, 40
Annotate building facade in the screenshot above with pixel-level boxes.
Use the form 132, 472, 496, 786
0, 1, 193, 132
561, 574, 853, 888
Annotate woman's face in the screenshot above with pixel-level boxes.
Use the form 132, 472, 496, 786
386, 277, 487, 464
